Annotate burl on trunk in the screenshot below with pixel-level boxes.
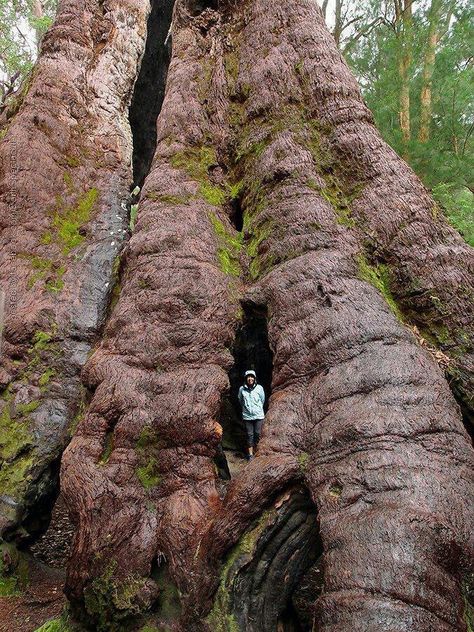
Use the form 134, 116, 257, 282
2, 0, 473, 631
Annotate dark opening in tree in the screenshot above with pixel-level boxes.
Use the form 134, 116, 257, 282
218, 301, 273, 462
129, 0, 175, 189
187, 0, 218, 16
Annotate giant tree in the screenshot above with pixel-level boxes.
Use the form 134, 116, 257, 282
0, 0, 473, 631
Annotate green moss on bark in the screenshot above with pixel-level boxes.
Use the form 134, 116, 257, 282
19, 254, 65, 294
356, 254, 405, 322
83, 560, 149, 632
0, 543, 29, 596
206, 511, 272, 632
208, 212, 243, 277
0, 390, 36, 498
134, 426, 163, 489
136, 457, 162, 489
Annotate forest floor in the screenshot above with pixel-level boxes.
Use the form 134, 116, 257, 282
0, 495, 74, 632
225, 448, 247, 478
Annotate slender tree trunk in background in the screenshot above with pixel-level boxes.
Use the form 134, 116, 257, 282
30, 0, 45, 51
418, 0, 441, 143
0, 0, 473, 631
333, 0, 343, 47
321, 0, 329, 21
395, 0, 413, 152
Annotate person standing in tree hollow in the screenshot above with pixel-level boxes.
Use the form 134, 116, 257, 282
238, 370, 265, 461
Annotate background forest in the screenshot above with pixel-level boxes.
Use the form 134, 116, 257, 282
1, 0, 472, 245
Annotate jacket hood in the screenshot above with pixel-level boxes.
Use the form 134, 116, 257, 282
244, 370, 257, 389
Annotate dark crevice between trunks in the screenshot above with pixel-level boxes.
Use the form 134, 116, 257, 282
129, 0, 175, 190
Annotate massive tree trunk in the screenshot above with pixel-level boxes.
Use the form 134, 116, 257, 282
1, 0, 473, 631
0, 0, 151, 541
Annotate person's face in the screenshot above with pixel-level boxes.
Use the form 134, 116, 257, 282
246, 376, 255, 386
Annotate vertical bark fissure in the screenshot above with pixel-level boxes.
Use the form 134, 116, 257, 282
129, 0, 175, 189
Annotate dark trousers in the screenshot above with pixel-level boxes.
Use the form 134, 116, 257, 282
245, 418, 264, 448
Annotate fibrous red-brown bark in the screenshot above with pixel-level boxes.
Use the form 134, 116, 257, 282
59, 1, 474, 631
0, 0, 149, 539
2, 0, 473, 630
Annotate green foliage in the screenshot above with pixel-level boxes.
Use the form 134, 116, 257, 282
0, 573, 18, 595
345, 0, 473, 234
0, 0, 57, 112
432, 184, 474, 246
33, 615, 72, 632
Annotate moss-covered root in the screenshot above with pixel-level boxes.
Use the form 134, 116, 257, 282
0, 542, 29, 596
206, 511, 272, 632
81, 559, 163, 632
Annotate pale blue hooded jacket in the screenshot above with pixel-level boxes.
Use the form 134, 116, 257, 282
238, 374, 265, 420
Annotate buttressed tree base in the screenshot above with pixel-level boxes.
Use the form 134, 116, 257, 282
0, 0, 473, 631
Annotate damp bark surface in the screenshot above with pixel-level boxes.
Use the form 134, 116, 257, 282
0, 0, 153, 542
59, 1, 474, 631
0, 0, 473, 631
